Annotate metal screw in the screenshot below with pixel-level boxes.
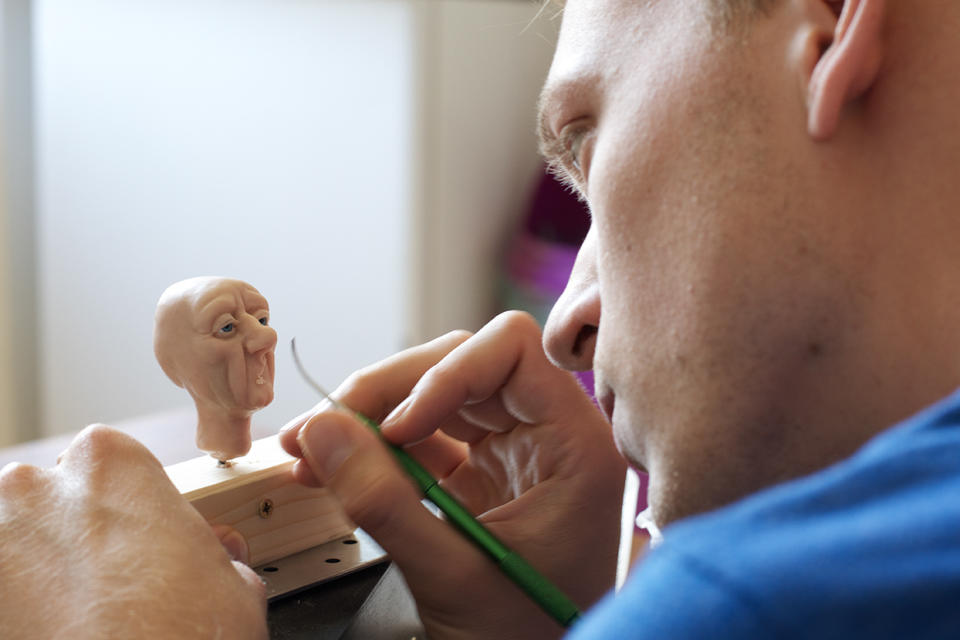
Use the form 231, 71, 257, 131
258, 498, 274, 519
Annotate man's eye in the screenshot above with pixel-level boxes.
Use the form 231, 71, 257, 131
568, 131, 586, 172
559, 122, 593, 176
258, 316, 269, 326
218, 322, 235, 335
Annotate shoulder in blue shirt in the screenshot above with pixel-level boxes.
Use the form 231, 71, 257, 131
569, 389, 960, 639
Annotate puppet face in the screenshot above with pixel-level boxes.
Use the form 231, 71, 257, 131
155, 277, 277, 416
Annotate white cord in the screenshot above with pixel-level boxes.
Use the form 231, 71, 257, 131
615, 468, 641, 591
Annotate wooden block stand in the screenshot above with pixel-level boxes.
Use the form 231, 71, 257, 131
165, 434, 354, 567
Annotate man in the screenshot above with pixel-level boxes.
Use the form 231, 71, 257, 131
2, 0, 958, 637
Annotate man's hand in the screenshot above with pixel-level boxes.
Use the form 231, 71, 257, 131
280, 311, 626, 640
0, 425, 267, 639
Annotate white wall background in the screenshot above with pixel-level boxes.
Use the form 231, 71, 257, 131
415, 2, 559, 339
0, 0, 37, 446
22, 0, 557, 440
35, 0, 414, 435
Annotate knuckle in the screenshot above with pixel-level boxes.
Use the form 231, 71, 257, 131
74, 423, 127, 458
341, 368, 374, 395
0, 461, 43, 490
411, 351, 468, 399
337, 368, 396, 421
442, 329, 474, 344
337, 369, 374, 404
67, 424, 156, 470
495, 309, 541, 336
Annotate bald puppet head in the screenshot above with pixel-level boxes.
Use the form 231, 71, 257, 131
154, 277, 277, 461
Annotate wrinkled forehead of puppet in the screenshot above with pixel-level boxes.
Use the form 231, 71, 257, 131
154, 276, 270, 383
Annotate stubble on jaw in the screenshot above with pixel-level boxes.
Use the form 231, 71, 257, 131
606, 28, 873, 527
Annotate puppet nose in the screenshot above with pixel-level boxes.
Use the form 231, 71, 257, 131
245, 318, 278, 354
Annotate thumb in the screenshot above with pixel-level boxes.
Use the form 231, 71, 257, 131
211, 524, 249, 564
296, 410, 481, 587
232, 560, 268, 605
210, 525, 267, 606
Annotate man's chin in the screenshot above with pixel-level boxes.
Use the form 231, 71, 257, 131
611, 419, 648, 475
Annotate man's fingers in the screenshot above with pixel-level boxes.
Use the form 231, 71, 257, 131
215, 525, 268, 626
212, 524, 250, 564
279, 331, 472, 456
290, 458, 324, 487
335, 330, 473, 419
457, 396, 522, 434
231, 561, 268, 612
279, 404, 326, 458
381, 311, 585, 444
402, 430, 469, 479
56, 424, 168, 484
295, 410, 480, 578
292, 430, 467, 490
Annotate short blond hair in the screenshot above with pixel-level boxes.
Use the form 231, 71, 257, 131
546, 0, 780, 23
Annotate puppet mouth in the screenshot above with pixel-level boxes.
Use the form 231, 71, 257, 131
255, 361, 268, 385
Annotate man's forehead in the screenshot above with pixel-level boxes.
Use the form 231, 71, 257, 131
538, 0, 636, 160
548, 0, 622, 81
546, 0, 691, 83
541, 0, 652, 117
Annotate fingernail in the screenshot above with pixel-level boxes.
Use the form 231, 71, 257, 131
221, 530, 249, 564
279, 412, 309, 434
381, 395, 413, 431
297, 416, 357, 481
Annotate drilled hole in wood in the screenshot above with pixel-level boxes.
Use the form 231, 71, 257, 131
342, 539, 358, 545
325, 558, 341, 564
262, 566, 279, 573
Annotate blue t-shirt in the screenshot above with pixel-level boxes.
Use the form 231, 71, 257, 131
569, 389, 960, 639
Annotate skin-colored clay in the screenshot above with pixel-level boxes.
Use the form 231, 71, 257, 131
154, 277, 278, 462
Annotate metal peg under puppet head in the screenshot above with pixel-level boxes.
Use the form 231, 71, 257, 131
154, 277, 277, 464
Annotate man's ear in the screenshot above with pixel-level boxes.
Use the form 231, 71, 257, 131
806, 0, 885, 140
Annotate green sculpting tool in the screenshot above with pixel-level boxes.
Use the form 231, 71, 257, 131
290, 339, 582, 628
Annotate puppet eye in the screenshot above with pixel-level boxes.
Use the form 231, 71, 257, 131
258, 316, 269, 326
217, 322, 235, 336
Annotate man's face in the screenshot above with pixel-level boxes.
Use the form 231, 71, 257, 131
542, 0, 885, 524
165, 278, 277, 414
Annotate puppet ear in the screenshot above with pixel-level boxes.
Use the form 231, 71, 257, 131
807, 0, 885, 140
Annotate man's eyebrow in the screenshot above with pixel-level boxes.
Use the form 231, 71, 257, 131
536, 84, 562, 163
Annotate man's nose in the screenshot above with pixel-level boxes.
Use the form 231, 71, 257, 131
243, 317, 278, 354
543, 226, 601, 372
